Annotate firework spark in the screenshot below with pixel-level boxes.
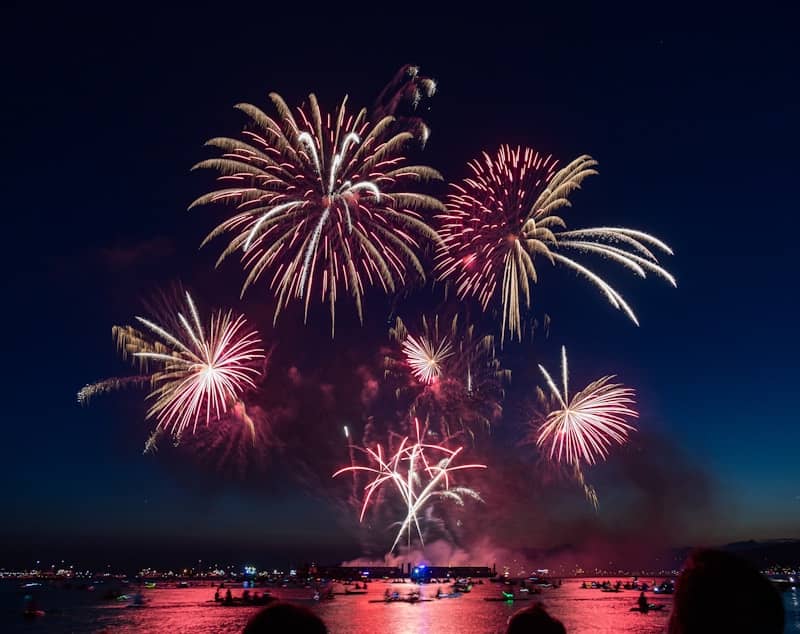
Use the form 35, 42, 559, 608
386, 315, 510, 439
532, 346, 637, 467
191, 91, 443, 334
80, 292, 265, 437
435, 145, 675, 344
334, 419, 485, 551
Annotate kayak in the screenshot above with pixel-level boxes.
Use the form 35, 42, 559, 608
630, 604, 666, 612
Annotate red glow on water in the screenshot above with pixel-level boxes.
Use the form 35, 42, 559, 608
16, 581, 674, 633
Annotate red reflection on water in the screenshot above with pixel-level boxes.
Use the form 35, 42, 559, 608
4, 579, 674, 634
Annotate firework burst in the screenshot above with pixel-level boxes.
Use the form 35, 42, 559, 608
191, 92, 444, 334
531, 346, 637, 467
435, 145, 675, 344
334, 419, 485, 552
402, 333, 454, 385
386, 315, 510, 439
80, 292, 266, 437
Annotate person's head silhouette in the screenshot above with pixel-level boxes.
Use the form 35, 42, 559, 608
506, 602, 566, 634
243, 602, 327, 634
668, 548, 784, 633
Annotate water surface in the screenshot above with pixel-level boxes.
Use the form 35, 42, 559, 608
2, 579, 797, 633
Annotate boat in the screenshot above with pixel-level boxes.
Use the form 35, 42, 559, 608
484, 590, 534, 602
371, 592, 432, 604
126, 593, 147, 608
653, 581, 675, 594
369, 597, 433, 603
630, 604, 666, 612
215, 596, 276, 607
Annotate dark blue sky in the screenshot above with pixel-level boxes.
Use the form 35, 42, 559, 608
3, 4, 798, 568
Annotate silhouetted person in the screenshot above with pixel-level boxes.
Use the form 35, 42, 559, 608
243, 602, 327, 634
224, 588, 233, 605
637, 591, 649, 613
506, 602, 566, 634
668, 548, 784, 634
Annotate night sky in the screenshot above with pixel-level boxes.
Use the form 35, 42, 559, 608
3, 5, 798, 570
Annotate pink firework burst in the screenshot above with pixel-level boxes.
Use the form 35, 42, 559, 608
385, 314, 510, 440
435, 145, 674, 344
334, 418, 486, 552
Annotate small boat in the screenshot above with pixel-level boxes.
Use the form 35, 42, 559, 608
630, 604, 666, 612
485, 590, 533, 602
370, 595, 432, 604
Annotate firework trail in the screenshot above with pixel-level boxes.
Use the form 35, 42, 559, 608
573, 463, 599, 511
372, 64, 437, 145
435, 145, 675, 344
334, 418, 486, 552
77, 376, 149, 405
191, 91, 444, 335
143, 428, 164, 455
342, 424, 360, 505
80, 292, 265, 437
385, 314, 510, 440
530, 346, 638, 467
